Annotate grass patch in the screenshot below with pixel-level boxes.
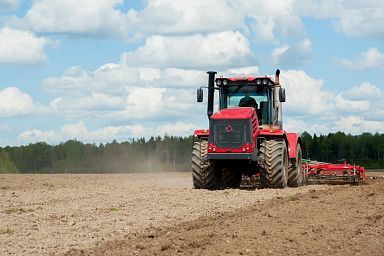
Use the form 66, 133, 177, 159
42, 182, 55, 188
110, 207, 120, 212
0, 227, 15, 235
3, 207, 33, 214
4, 207, 25, 214
6, 227, 14, 235
288, 195, 300, 201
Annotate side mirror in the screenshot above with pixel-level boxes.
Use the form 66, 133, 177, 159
197, 88, 203, 102
279, 88, 286, 102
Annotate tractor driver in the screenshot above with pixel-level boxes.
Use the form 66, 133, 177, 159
239, 96, 262, 123
239, 96, 258, 109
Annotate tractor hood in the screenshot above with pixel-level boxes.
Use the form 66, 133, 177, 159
210, 107, 255, 120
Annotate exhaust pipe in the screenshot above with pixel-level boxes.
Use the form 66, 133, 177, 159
273, 69, 281, 127
273, 69, 281, 109
275, 69, 280, 85
207, 71, 217, 119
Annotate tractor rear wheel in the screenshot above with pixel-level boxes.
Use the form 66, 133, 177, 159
192, 140, 220, 189
222, 168, 242, 188
258, 139, 288, 189
288, 144, 303, 187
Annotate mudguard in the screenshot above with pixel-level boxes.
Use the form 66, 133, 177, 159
193, 129, 209, 138
258, 129, 289, 155
286, 133, 302, 159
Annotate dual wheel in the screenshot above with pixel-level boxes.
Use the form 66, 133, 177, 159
192, 139, 303, 189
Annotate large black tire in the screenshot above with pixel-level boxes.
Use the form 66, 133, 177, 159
192, 140, 220, 189
258, 139, 289, 189
222, 168, 242, 188
288, 144, 303, 187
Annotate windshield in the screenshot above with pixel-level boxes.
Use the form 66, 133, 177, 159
227, 92, 270, 125
227, 92, 268, 108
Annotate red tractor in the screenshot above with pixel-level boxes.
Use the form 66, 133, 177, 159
192, 70, 303, 189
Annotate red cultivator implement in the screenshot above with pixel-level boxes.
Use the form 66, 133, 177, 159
303, 159, 366, 185
241, 159, 366, 188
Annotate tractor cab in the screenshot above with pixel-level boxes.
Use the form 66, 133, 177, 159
216, 76, 276, 126
197, 71, 286, 129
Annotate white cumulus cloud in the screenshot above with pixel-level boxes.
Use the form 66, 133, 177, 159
121, 31, 255, 69
271, 39, 312, 67
280, 70, 333, 116
335, 116, 384, 134
224, 66, 260, 77
340, 82, 384, 122
280, 70, 383, 120
126, 0, 242, 36
0, 27, 53, 64
342, 82, 383, 100
242, 0, 305, 44
18, 130, 60, 144
281, 76, 384, 135
336, 1, 384, 39
42, 64, 206, 96
11, 0, 127, 37
40, 62, 269, 122
334, 94, 370, 113
338, 47, 384, 70
0, 87, 38, 117
42, 63, 207, 120
284, 117, 333, 135
7, 0, 306, 44
50, 93, 126, 118
293, 0, 384, 39
18, 121, 199, 144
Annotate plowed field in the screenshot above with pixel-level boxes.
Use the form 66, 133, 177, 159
1, 172, 383, 255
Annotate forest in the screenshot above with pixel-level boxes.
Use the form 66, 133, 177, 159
0, 131, 383, 174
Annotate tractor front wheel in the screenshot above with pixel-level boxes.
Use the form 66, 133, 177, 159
192, 140, 220, 189
258, 139, 289, 189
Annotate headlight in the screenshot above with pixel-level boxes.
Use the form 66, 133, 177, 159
216, 80, 222, 86
256, 79, 262, 85
223, 79, 228, 86
263, 79, 268, 85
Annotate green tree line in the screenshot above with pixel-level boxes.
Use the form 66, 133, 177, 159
301, 131, 384, 169
0, 136, 193, 173
0, 132, 383, 173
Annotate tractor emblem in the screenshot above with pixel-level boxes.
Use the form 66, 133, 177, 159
225, 125, 233, 134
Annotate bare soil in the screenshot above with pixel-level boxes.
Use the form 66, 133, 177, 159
0, 172, 383, 256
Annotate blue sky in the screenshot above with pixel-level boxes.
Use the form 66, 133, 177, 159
0, 0, 383, 146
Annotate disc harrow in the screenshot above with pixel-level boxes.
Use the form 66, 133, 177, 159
303, 159, 366, 185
